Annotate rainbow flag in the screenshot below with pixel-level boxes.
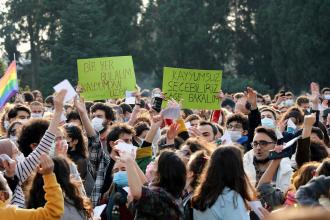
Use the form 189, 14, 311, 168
0, 61, 19, 108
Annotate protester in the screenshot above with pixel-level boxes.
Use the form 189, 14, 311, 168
63, 124, 88, 179
119, 150, 185, 219
192, 146, 257, 220
0, 90, 66, 207
27, 156, 92, 220
244, 127, 293, 192
0, 153, 64, 219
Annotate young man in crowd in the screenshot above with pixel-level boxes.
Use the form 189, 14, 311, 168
30, 101, 44, 119
7, 104, 31, 124
243, 126, 293, 192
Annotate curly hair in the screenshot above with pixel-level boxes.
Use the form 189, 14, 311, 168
17, 119, 49, 157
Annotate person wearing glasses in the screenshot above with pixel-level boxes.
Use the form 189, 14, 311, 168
243, 126, 293, 192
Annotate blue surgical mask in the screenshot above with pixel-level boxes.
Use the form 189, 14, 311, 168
261, 118, 276, 129
113, 171, 128, 187
286, 126, 296, 134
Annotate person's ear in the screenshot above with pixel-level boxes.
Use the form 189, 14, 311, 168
187, 171, 194, 180
242, 130, 248, 136
29, 143, 38, 150
312, 170, 317, 177
109, 141, 116, 148
72, 139, 78, 147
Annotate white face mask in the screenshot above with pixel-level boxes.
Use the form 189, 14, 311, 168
3, 121, 9, 131
31, 113, 43, 119
92, 117, 105, 132
15, 153, 25, 163
261, 118, 276, 129
227, 130, 242, 142
324, 95, 330, 100
285, 99, 294, 107
18, 119, 29, 124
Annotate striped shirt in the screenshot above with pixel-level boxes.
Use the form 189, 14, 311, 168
11, 130, 55, 207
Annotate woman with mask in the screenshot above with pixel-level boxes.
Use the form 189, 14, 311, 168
27, 156, 92, 220
102, 161, 133, 220
63, 124, 88, 180
192, 146, 257, 220
260, 107, 277, 130
0, 153, 64, 220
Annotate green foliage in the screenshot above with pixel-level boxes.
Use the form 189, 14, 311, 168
0, 59, 6, 75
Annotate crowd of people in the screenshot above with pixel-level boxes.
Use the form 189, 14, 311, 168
0, 82, 329, 220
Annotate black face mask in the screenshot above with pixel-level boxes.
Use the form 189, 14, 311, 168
253, 156, 270, 164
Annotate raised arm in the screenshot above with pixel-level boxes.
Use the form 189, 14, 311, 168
246, 87, 261, 147
74, 96, 96, 137
13, 154, 64, 220
15, 90, 66, 184
296, 113, 315, 168
257, 159, 281, 188
118, 151, 144, 200
145, 115, 163, 144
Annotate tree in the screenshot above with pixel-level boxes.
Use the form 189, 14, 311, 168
139, 0, 231, 88
2, 0, 66, 89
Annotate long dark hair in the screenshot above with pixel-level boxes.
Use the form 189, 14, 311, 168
192, 146, 256, 211
188, 150, 209, 189
27, 156, 91, 217
153, 150, 186, 198
64, 124, 87, 158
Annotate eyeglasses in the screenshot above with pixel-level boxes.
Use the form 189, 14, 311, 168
252, 140, 275, 148
227, 124, 243, 130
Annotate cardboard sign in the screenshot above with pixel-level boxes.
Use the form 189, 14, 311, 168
162, 67, 222, 109
77, 56, 136, 101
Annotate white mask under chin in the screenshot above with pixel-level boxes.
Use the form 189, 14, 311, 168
92, 117, 105, 132
31, 113, 43, 119
227, 130, 242, 142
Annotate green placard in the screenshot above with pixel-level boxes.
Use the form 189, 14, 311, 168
162, 67, 222, 109
77, 56, 136, 101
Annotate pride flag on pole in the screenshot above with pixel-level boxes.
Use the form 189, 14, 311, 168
0, 61, 19, 108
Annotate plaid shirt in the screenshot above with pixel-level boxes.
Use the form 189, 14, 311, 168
88, 134, 112, 206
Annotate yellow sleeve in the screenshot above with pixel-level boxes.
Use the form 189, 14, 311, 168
176, 119, 187, 134
11, 174, 64, 220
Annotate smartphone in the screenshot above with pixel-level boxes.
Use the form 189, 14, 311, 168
268, 146, 293, 160
152, 97, 163, 113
